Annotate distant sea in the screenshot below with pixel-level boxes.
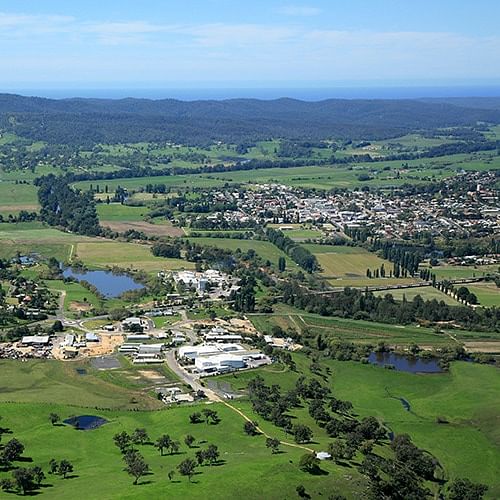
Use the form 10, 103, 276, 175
4, 86, 500, 101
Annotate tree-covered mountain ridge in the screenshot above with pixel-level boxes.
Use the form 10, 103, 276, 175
1, 93, 500, 145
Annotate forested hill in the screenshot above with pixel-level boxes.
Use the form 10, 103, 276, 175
420, 96, 500, 111
1, 93, 500, 146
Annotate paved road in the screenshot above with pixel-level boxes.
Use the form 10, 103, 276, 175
164, 349, 221, 401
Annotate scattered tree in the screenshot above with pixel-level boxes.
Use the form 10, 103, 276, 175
201, 408, 220, 425
293, 424, 313, 444
48, 458, 59, 475
113, 431, 131, 453
123, 451, 150, 485
189, 412, 203, 424
12, 468, 36, 495
177, 458, 197, 482
32, 466, 45, 487
2, 438, 25, 464
298, 453, 320, 474
296, 484, 307, 498
184, 434, 196, 448
58, 459, 74, 479
266, 437, 281, 454
244, 420, 259, 436
131, 428, 149, 445
49, 413, 60, 426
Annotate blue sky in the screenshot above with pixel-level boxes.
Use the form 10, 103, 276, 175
1, 0, 499, 88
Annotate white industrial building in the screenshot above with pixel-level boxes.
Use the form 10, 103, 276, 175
194, 354, 246, 373
179, 342, 271, 376
21, 335, 50, 346
178, 343, 245, 360
171, 269, 236, 294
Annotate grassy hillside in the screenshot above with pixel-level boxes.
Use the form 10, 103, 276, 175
217, 355, 500, 498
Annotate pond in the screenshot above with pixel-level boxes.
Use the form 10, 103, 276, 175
63, 415, 108, 430
62, 267, 144, 298
368, 352, 444, 373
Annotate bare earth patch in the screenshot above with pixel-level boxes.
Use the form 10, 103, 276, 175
102, 220, 184, 237
137, 370, 166, 381
81, 334, 125, 357
0, 204, 40, 212
464, 342, 500, 353
70, 301, 92, 312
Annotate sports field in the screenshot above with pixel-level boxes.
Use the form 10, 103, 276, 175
430, 265, 498, 280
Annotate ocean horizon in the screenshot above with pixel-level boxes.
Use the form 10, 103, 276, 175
3, 86, 500, 101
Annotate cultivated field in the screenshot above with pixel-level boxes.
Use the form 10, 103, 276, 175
101, 220, 184, 237
302, 244, 413, 287
74, 241, 193, 273
0, 182, 39, 214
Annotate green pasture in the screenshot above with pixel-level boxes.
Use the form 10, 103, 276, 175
46, 279, 105, 312
374, 286, 459, 305
185, 237, 297, 269
467, 282, 500, 307
217, 354, 500, 498
250, 305, 499, 346
0, 224, 87, 261
97, 203, 149, 222
0, 399, 352, 499
0, 182, 39, 210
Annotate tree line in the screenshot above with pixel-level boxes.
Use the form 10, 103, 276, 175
266, 228, 318, 273
277, 281, 499, 331
35, 174, 101, 236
